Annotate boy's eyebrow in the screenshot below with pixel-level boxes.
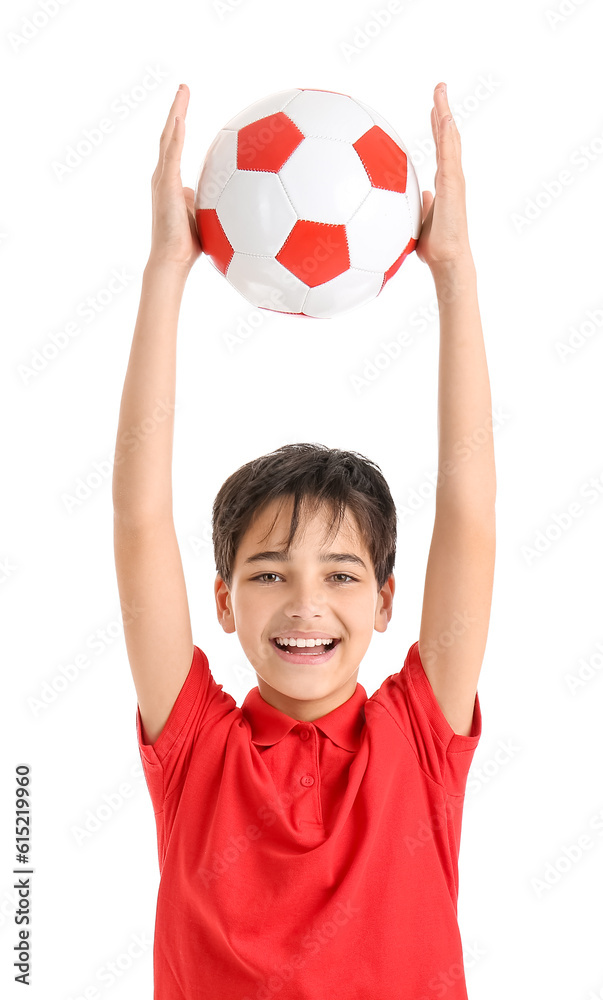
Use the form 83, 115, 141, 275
244, 550, 368, 570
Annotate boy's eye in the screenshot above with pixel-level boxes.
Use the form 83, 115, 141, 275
252, 573, 356, 584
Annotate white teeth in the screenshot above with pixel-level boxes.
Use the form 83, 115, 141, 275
274, 637, 334, 648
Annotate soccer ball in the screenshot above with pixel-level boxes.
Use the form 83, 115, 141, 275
194, 88, 422, 318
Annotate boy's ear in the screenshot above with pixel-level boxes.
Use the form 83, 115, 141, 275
374, 572, 395, 633
214, 573, 236, 634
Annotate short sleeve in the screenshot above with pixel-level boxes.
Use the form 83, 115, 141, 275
372, 640, 482, 795
136, 644, 236, 815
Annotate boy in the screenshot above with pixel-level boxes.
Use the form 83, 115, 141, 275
112, 82, 496, 999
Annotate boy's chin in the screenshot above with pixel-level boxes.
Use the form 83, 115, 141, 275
260, 672, 335, 699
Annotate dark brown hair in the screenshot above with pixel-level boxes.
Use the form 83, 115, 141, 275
212, 442, 397, 591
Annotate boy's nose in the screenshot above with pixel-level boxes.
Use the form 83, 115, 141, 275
282, 589, 325, 619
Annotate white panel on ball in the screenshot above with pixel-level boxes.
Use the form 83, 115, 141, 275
279, 138, 372, 224
194, 130, 238, 211
303, 269, 385, 319
217, 172, 297, 255
404, 165, 423, 239
285, 91, 374, 143
227, 254, 309, 313
347, 189, 413, 271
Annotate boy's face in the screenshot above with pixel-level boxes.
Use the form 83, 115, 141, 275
214, 496, 395, 722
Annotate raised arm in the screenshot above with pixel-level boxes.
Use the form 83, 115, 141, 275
112, 84, 203, 744
415, 83, 496, 737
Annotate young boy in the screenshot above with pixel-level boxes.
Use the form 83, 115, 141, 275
112, 82, 496, 999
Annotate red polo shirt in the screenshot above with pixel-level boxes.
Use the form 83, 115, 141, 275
137, 640, 481, 1000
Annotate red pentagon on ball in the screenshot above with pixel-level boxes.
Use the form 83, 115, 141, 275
276, 221, 350, 287
353, 126, 408, 193
237, 113, 304, 172
381, 235, 418, 290
196, 209, 234, 274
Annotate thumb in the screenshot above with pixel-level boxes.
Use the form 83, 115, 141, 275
421, 190, 434, 223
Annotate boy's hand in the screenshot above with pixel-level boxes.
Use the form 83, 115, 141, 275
148, 84, 202, 272
416, 83, 473, 272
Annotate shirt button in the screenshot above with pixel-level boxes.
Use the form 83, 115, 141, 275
299, 727, 310, 741
301, 774, 314, 787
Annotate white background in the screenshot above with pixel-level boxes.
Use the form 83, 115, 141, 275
2, 0, 603, 996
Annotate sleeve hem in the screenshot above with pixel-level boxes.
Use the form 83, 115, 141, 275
135, 645, 207, 765
406, 641, 482, 751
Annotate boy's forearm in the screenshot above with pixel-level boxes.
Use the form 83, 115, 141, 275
431, 256, 496, 518
112, 259, 190, 521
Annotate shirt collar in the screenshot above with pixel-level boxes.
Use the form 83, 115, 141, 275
241, 682, 368, 751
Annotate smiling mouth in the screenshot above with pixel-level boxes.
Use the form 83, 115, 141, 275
270, 637, 341, 655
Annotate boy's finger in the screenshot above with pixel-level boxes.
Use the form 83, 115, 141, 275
434, 84, 453, 136
158, 85, 189, 155
432, 84, 461, 163
421, 190, 434, 223
434, 82, 449, 113
430, 105, 439, 155
163, 113, 185, 168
